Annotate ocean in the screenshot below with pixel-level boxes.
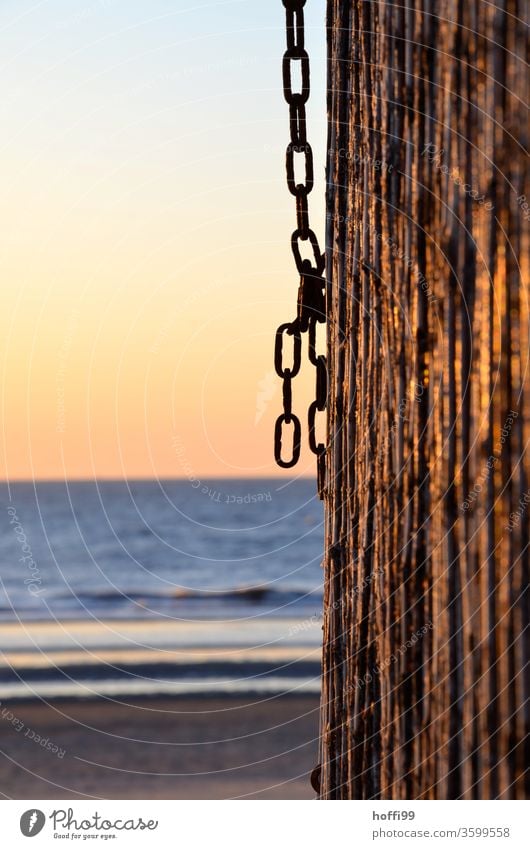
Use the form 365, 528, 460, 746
0, 480, 324, 700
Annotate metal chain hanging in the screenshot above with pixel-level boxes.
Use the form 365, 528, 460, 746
273, 0, 327, 499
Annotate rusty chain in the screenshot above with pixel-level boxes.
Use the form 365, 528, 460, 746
273, 0, 327, 498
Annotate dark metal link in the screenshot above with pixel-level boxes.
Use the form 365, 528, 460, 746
291, 229, 325, 274
308, 316, 328, 371
308, 316, 318, 365
289, 97, 307, 145
316, 355, 327, 410
286, 6, 304, 50
275, 322, 302, 378
298, 269, 326, 331
282, 48, 310, 105
308, 316, 326, 363
282, 369, 293, 421
274, 413, 301, 468
308, 400, 325, 454
317, 448, 326, 498
282, 0, 306, 10
286, 142, 314, 196
295, 188, 309, 239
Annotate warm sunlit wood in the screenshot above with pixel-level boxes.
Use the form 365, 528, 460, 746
320, 0, 529, 800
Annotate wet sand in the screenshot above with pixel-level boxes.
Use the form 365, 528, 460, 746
0, 694, 319, 800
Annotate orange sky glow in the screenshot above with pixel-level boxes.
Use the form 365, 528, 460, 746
0, 0, 326, 481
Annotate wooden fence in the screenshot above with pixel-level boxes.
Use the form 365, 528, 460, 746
320, 0, 529, 799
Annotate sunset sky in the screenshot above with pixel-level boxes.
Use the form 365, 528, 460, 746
0, 0, 326, 480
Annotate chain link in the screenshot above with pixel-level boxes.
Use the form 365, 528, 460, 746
273, 0, 327, 499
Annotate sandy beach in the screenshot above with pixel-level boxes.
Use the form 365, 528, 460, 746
0, 485, 323, 801
0, 694, 319, 800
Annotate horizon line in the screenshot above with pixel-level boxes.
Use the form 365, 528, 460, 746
1, 475, 316, 484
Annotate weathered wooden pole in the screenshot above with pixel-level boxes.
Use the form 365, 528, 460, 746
320, 0, 529, 799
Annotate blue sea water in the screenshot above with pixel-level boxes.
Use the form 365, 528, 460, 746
0, 479, 323, 622
0, 480, 324, 698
